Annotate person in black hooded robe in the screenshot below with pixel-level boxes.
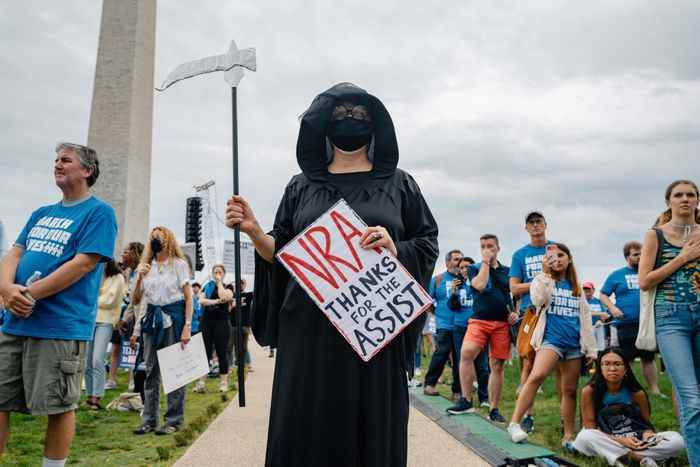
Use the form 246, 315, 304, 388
225, 82, 439, 467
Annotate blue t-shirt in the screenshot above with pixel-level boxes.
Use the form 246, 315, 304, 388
3, 196, 117, 340
428, 272, 462, 331
601, 266, 640, 326
543, 280, 581, 350
509, 241, 555, 311
587, 297, 606, 325
453, 278, 474, 328
191, 296, 203, 333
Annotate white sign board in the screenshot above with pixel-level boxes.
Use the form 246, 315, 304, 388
276, 199, 431, 362
223, 239, 256, 276
156, 333, 209, 394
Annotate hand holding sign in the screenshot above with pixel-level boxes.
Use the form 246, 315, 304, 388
360, 226, 397, 257
276, 199, 431, 362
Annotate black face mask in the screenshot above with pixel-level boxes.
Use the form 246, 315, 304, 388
327, 119, 373, 152
150, 238, 163, 254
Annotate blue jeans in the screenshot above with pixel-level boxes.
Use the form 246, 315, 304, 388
454, 325, 490, 403
655, 302, 700, 466
84, 322, 113, 398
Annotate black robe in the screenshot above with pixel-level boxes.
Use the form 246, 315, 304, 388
252, 83, 439, 467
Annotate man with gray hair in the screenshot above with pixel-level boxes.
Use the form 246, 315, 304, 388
0, 143, 117, 467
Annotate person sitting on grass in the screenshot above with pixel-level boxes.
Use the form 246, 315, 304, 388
508, 243, 597, 450
573, 347, 685, 467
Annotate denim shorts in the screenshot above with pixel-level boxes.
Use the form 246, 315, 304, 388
540, 341, 583, 361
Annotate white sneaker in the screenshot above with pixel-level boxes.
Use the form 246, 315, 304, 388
508, 423, 528, 443
193, 380, 206, 393
414, 368, 422, 377
219, 379, 229, 392
640, 458, 659, 467
104, 380, 117, 390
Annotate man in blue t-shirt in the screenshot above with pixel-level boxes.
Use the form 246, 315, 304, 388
0, 143, 117, 466
508, 211, 555, 432
600, 241, 662, 395
424, 249, 465, 400
453, 256, 490, 406
582, 281, 610, 352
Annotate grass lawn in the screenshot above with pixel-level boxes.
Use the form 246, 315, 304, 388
1, 369, 237, 466
418, 349, 687, 466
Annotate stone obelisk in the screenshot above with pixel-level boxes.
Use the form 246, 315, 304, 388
88, 0, 156, 250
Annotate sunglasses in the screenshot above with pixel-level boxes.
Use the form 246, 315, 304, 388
330, 104, 372, 122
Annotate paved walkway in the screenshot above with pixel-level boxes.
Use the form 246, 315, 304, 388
175, 342, 487, 467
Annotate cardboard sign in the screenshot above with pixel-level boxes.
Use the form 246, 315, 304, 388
276, 199, 431, 362
156, 333, 209, 394
118, 338, 139, 369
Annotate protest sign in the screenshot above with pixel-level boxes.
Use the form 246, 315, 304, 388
276, 199, 431, 362
223, 238, 255, 276
118, 338, 139, 369
156, 333, 209, 394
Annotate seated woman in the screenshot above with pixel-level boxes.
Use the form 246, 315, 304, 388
574, 347, 685, 467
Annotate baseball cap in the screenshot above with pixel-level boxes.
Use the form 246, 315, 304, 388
582, 281, 594, 290
525, 211, 545, 223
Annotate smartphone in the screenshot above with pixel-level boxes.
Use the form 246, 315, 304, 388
545, 244, 557, 261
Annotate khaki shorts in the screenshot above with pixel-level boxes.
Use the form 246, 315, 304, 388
0, 331, 86, 416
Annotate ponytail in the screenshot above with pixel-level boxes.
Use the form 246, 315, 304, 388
654, 208, 672, 227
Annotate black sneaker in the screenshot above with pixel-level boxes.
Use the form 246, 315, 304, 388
446, 397, 475, 415
489, 408, 506, 423
521, 414, 534, 433
133, 424, 156, 435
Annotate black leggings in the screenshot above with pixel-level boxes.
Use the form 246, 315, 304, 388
202, 318, 231, 375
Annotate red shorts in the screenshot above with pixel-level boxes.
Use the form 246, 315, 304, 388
464, 319, 511, 361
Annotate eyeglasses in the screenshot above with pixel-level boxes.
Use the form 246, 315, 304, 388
330, 104, 372, 122
601, 361, 624, 368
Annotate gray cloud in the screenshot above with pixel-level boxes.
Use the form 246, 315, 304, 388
2, 1, 699, 289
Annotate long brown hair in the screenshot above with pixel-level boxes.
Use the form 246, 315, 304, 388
654, 179, 700, 226
542, 242, 581, 297
140, 226, 186, 267
103, 259, 122, 278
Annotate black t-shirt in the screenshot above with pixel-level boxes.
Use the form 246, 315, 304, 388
231, 292, 253, 328
202, 283, 234, 321
467, 262, 512, 322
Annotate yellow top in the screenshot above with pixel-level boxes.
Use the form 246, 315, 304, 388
96, 274, 127, 325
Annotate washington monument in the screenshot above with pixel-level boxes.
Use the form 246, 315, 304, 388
88, 0, 157, 249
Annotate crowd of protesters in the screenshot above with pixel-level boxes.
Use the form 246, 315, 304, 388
0, 106, 697, 467
0, 143, 256, 466
419, 180, 700, 466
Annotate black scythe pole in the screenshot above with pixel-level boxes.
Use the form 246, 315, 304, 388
231, 86, 246, 407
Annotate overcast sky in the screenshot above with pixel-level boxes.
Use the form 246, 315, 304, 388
1, 1, 698, 288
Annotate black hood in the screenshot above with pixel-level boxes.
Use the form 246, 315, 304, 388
296, 82, 399, 182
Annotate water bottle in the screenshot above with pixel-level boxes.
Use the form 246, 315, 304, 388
22, 271, 42, 316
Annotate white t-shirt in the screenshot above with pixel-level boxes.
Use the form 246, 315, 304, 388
141, 257, 190, 306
